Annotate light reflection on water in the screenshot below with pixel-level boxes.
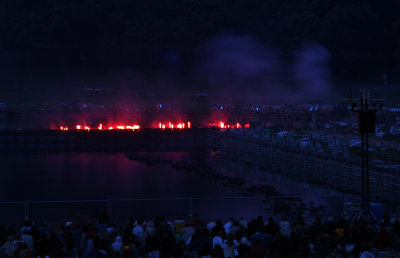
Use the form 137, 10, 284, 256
0, 152, 230, 201
0, 152, 266, 224
0, 150, 358, 224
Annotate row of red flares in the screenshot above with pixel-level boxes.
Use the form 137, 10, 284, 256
59, 122, 191, 131
59, 121, 250, 131
158, 122, 190, 129
60, 124, 140, 131
210, 121, 250, 129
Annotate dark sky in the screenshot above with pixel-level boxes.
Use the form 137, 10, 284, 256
0, 0, 399, 104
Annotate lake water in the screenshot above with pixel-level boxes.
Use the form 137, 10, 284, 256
0, 151, 267, 225
0, 147, 347, 226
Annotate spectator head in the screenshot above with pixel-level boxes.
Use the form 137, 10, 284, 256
216, 229, 225, 237
136, 217, 144, 226
213, 245, 224, 257
226, 234, 234, 245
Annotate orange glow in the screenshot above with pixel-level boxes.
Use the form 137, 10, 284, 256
207, 121, 248, 129
60, 121, 192, 131
155, 121, 191, 130
126, 125, 140, 130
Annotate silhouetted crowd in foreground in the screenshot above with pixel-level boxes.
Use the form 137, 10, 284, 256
0, 212, 400, 258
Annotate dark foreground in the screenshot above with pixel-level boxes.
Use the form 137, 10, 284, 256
1, 212, 399, 258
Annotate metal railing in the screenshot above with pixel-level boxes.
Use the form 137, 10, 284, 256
0, 194, 357, 227
0, 196, 270, 225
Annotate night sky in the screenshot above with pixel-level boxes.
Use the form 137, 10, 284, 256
0, 0, 399, 104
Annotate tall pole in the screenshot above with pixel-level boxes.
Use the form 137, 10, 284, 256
347, 89, 382, 221
359, 89, 372, 217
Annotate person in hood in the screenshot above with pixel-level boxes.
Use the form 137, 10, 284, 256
111, 235, 123, 253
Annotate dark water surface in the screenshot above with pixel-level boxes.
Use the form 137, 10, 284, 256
0, 152, 266, 225
0, 150, 345, 226
0, 152, 225, 200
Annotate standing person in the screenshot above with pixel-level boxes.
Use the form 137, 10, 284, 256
132, 218, 145, 248
265, 217, 279, 236
0, 235, 15, 257
279, 217, 291, 238
20, 230, 34, 252
20, 221, 32, 235
82, 233, 96, 258
111, 235, 123, 256
222, 234, 237, 258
